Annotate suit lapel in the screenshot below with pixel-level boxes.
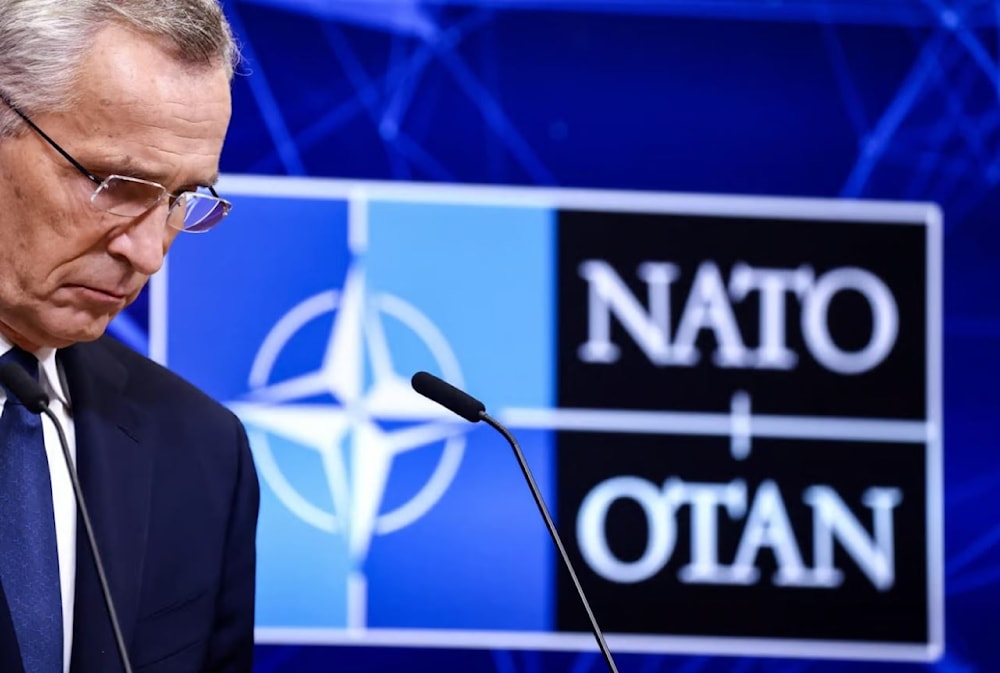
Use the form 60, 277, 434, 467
59, 339, 152, 672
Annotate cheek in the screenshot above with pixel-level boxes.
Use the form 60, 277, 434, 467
2, 184, 41, 254
5, 178, 38, 238
0, 147, 84, 275
0, 186, 103, 280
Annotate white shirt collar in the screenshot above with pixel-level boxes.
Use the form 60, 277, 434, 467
0, 334, 71, 410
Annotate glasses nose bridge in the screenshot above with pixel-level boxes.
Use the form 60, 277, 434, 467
165, 191, 189, 229
152, 186, 171, 208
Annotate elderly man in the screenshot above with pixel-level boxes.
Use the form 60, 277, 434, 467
0, 1, 258, 672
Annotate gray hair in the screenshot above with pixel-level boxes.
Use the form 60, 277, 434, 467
0, 0, 239, 135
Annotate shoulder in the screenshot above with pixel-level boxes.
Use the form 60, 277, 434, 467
75, 335, 233, 420
62, 335, 250, 462
66, 335, 257, 497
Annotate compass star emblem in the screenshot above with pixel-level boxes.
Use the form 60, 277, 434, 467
228, 259, 471, 626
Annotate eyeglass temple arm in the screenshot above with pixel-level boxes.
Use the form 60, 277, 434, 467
0, 91, 103, 187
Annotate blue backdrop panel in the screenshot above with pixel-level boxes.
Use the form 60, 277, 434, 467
107, 0, 1000, 671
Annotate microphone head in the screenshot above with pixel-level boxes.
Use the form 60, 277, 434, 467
411, 371, 485, 423
0, 361, 49, 414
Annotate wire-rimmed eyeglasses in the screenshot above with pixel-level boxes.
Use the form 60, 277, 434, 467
0, 92, 231, 233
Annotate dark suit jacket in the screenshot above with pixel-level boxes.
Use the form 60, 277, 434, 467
0, 335, 259, 672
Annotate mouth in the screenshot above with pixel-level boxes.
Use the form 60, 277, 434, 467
66, 284, 131, 305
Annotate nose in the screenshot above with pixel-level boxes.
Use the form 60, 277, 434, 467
105, 202, 175, 275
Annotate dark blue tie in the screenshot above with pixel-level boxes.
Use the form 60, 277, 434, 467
0, 347, 62, 673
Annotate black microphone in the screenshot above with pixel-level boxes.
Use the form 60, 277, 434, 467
0, 362, 134, 673
410, 371, 620, 673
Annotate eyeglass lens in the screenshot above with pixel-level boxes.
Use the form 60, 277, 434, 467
91, 176, 229, 232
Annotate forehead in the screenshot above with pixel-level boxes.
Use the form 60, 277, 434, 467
57, 23, 232, 184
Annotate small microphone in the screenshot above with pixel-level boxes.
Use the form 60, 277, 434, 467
0, 362, 48, 413
411, 371, 485, 422
0, 363, 135, 673
410, 371, 620, 673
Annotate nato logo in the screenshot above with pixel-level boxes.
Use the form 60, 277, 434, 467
154, 177, 556, 643
152, 176, 941, 663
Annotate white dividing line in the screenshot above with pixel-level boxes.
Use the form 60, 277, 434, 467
347, 571, 367, 633
499, 407, 931, 444
217, 173, 939, 226
253, 627, 941, 662
148, 256, 169, 365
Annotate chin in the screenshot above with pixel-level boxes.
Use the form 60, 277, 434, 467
1, 304, 117, 350
39, 317, 115, 349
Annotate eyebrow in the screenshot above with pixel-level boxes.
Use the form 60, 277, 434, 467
90, 156, 219, 190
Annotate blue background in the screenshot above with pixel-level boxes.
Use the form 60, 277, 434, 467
115, 0, 1000, 671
